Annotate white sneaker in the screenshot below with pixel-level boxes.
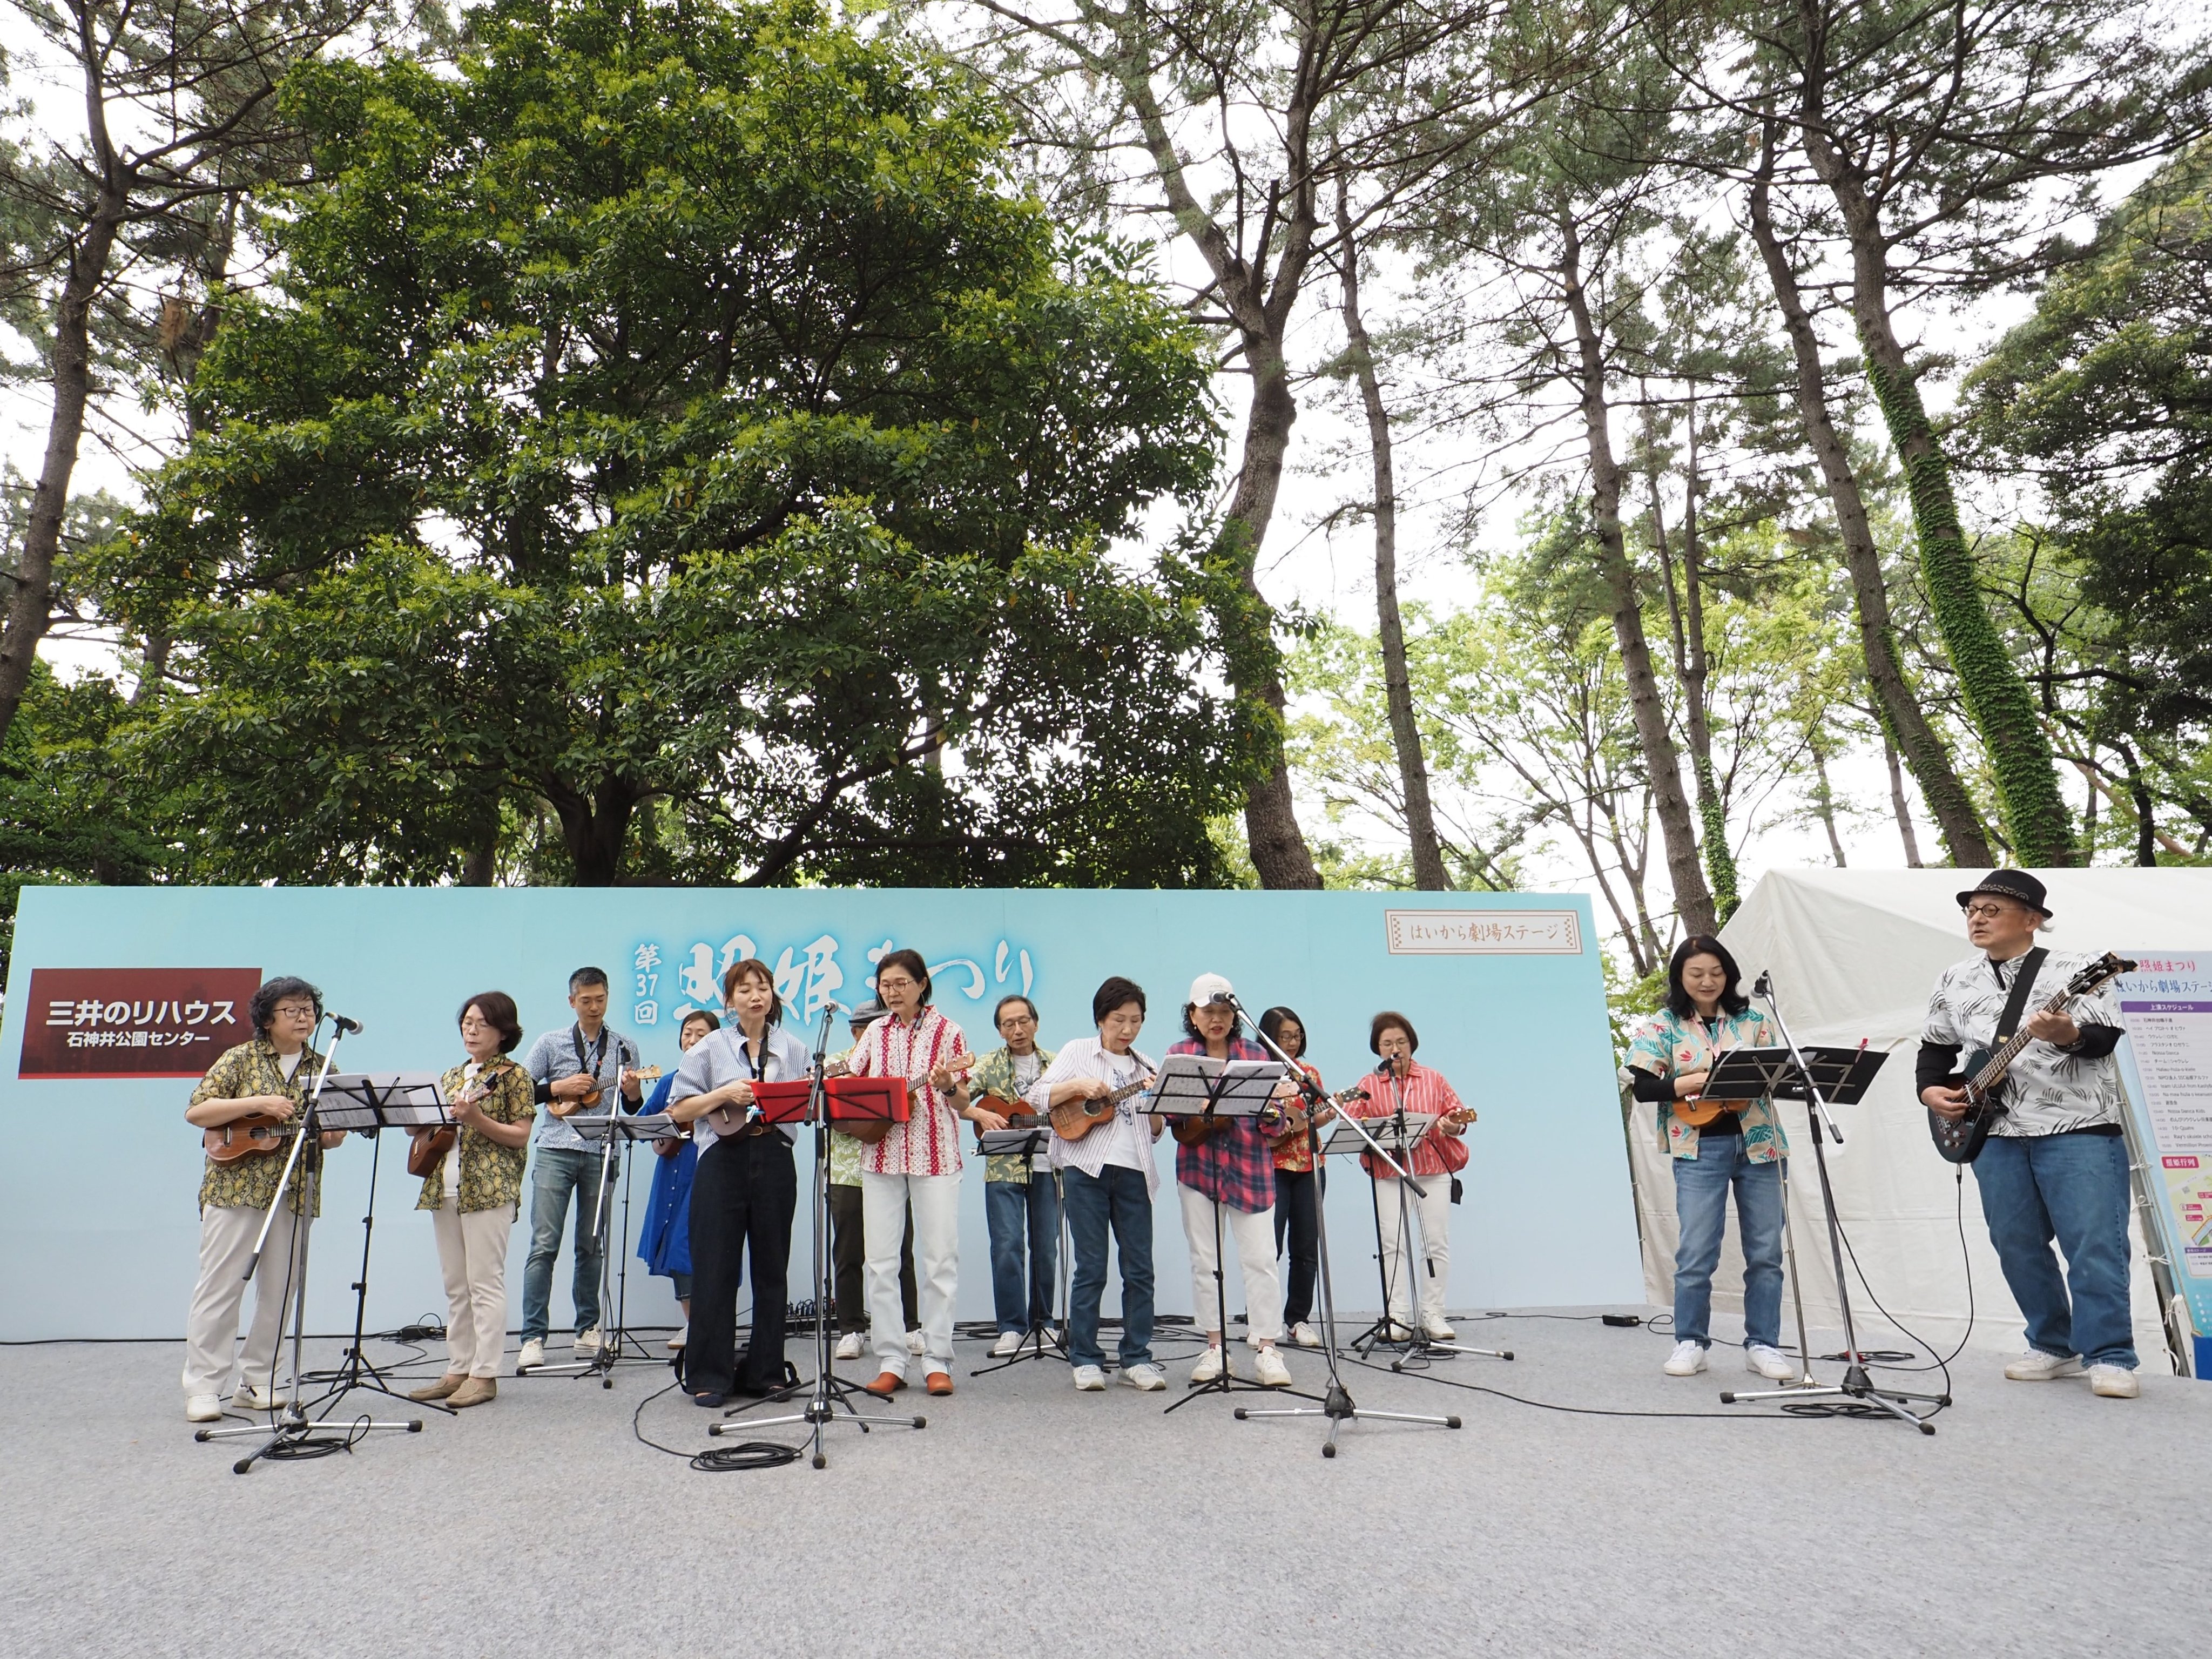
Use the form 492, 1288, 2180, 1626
1744, 1344, 1796, 1381
185, 1393, 222, 1424
1254, 1347, 1293, 1388
906, 1327, 926, 1355
574, 1327, 603, 1355
2004, 1348, 2083, 1381
666, 1324, 687, 1353
990, 1331, 1023, 1357
517, 1338, 547, 1372
1290, 1321, 1321, 1348
1662, 1340, 1708, 1377
235, 1385, 288, 1411
1189, 1345, 1226, 1385
1121, 1363, 1168, 1391
1422, 1315, 1458, 1341
1071, 1364, 1107, 1391
2088, 1363, 2140, 1398
835, 1331, 865, 1361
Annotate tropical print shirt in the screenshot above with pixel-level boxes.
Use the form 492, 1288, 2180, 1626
416, 1056, 536, 1213
827, 1044, 866, 1188
1272, 1060, 1325, 1174
846, 1007, 972, 1178
1624, 1004, 1786, 1164
191, 1038, 330, 1215
970, 1043, 1055, 1184
1923, 949, 2124, 1137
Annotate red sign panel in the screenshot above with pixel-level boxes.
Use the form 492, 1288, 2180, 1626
17, 968, 264, 1079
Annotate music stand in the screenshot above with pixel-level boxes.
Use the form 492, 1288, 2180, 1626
968, 1122, 1070, 1375
712, 1011, 925, 1467
1718, 995, 1937, 1433
525, 1110, 680, 1384
1142, 1056, 1321, 1414
196, 1024, 427, 1471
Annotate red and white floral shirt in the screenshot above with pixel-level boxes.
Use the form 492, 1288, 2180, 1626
846, 1006, 970, 1178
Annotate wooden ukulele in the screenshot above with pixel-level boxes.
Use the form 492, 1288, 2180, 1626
1267, 1085, 1368, 1152
406, 1063, 534, 1179
981, 1068, 1157, 1145
548, 1060, 660, 1118
1927, 952, 2133, 1165
201, 1111, 293, 1164
831, 1051, 976, 1145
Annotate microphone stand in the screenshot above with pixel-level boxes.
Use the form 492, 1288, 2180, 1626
1722, 972, 1941, 1433
1228, 1000, 1461, 1458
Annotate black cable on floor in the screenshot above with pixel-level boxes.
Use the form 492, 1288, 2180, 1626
631, 1377, 802, 1471
1339, 1354, 1826, 1424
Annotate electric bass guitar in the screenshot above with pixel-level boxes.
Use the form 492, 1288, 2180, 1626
1926, 952, 2134, 1165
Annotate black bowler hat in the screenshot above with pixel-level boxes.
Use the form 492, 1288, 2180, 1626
1955, 869, 2052, 917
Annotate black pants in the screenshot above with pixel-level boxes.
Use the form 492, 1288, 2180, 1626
1274, 1166, 1319, 1327
687, 1132, 798, 1394
831, 1183, 917, 1334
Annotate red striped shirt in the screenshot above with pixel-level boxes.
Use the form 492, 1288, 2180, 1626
1347, 1061, 1468, 1178
849, 1007, 969, 1178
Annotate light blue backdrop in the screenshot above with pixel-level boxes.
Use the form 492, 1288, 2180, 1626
1, 886, 1639, 1340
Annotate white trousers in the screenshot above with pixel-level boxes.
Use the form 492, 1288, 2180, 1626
433, 1203, 516, 1378
1179, 1186, 1283, 1345
1374, 1175, 1453, 1324
181, 1201, 306, 1400
862, 1171, 959, 1377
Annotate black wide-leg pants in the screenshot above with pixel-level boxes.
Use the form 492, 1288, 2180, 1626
686, 1131, 798, 1393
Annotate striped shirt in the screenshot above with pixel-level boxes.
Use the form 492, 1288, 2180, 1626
1168, 1036, 1282, 1213
845, 1006, 970, 1178
1024, 1037, 1162, 1196
1346, 1061, 1469, 1178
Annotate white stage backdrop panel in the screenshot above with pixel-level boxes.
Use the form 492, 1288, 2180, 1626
0, 887, 1638, 1340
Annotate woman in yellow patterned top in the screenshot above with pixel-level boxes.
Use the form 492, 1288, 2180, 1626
409, 991, 537, 1408
180, 975, 348, 1424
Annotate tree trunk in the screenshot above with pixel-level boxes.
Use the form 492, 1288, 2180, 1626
1793, 68, 2074, 866
1336, 185, 1446, 889
1653, 406, 1739, 920
1746, 128, 1992, 868
549, 781, 637, 886
1807, 733, 1849, 866
1557, 210, 1717, 938
1880, 725, 1925, 866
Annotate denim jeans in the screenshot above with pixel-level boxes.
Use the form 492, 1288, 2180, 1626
1972, 1130, 2137, 1369
1062, 1164, 1154, 1370
1671, 1135, 1784, 1349
986, 1175, 1061, 1334
521, 1146, 614, 1343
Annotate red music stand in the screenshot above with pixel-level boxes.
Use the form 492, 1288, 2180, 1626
827, 1075, 908, 1135
748, 1081, 815, 1125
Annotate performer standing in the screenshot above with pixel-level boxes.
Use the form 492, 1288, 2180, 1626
1257, 1006, 1324, 1349
518, 967, 644, 1372
1347, 1011, 1478, 1345
1168, 974, 1294, 1388
1919, 872, 2137, 1398
1026, 977, 1167, 1392
845, 949, 975, 1398
409, 992, 536, 1409
1624, 940, 1795, 1381
179, 977, 347, 1422
665, 960, 809, 1406
635, 1008, 721, 1351
828, 1001, 921, 1363
970, 995, 1060, 1358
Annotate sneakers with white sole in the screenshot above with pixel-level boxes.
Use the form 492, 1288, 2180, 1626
1744, 1344, 1796, 1381
517, 1338, 547, 1372
1121, 1363, 1168, 1392
906, 1328, 926, 1356
835, 1331, 865, 1361
1189, 1345, 1226, 1385
2088, 1363, 2140, 1398
185, 1393, 222, 1424
1254, 1347, 1293, 1387
2004, 1348, 2083, 1381
235, 1385, 289, 1411
1662, 1339, 1708, 1377
1071, 1364, 1107, 1391
1422, 1315, 1458, 1342
1289, 1321, 1321, 1348
990, 1331, 1024, 1358
573, 1327, 602, 1355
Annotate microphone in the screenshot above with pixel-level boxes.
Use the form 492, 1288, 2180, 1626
1753, 972, 1773, 999
1375, 1057, 1393, 1076
331, 1014, 364, 1035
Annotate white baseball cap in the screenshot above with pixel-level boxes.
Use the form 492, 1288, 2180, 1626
1186, 972, 1236, 1007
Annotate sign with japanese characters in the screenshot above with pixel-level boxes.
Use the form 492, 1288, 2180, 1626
17, 967, 259, 1078
1385, 908, 1582, 955
2113, 953, 2212, 1347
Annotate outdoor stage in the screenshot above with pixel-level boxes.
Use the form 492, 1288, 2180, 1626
5, 1307, 2200, 1658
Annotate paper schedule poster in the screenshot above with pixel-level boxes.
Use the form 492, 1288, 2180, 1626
2114, 953, 2212, 1349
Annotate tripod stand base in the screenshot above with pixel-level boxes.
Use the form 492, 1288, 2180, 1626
1236, 1378, 1462, 1456
1721, 1364, 1944, 1434
968, 1327, 1070, 1377
197, 1406, 423, 1473
1349, 1320, 1513, 1366
711, 1370, 926, 1468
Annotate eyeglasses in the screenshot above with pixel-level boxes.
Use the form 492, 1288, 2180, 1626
876, 975, 919, 992
1963, 902, 2022, 920
272, 1003, 317, 1020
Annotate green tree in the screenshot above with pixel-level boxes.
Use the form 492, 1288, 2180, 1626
113, 0, 1251, 887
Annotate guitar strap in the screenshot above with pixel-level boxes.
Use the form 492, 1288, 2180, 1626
1993, 948, 2048, 1047
571, 1023, 609, 1085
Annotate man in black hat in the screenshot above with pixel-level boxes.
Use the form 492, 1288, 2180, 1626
1918, 871, 2138, 1397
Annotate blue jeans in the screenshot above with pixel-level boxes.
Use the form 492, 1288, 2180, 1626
521, 1146, 614, 1343
986, 1175, 1061, 1334
1972, 1130, 2137, 1370
1672, 1137, 1784, 1349
1062, 1164, 1154, 1370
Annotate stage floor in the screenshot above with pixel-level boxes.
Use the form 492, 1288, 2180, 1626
4, 1307, 2201, 1657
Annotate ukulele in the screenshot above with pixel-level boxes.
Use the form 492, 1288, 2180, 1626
201, 1111, 293, 1164
1267, 1085, 1368, 1152
828, 1051, 977, 1145
407, 1061, 539, 1179
981, 1068, 1157, 1145
547, 1057, 659, 1117
1927, 952, 2134, 1165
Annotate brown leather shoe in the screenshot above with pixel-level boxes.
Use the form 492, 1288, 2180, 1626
408, 1373, 466, 1402
864, 1371, 907, 1397
925, 1371, 954, 1397
447, 1377, 498, 1408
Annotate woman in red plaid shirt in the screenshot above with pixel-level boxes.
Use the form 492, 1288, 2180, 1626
1168, 973, 1296, 1389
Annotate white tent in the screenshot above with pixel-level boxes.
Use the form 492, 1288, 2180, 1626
1624, 867, 2206, 1368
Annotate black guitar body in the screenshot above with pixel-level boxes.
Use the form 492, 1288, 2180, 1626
1927, 1047, 2004, 1164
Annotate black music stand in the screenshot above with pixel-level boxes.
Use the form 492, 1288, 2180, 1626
968, 1121, 1070, 1375
1143, 1056, 1321, 1414
530, 1110, 680, 1385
